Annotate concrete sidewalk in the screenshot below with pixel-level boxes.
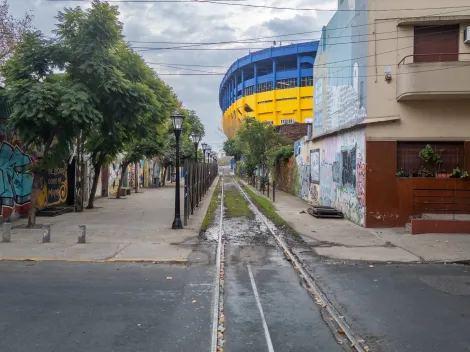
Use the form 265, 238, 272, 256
243, 182, 470, 263
0, 180, 218, 263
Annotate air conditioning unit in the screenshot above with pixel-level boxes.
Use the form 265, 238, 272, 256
465, 26, 470, 44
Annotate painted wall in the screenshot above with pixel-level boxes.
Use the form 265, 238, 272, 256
318, 128, 366, 225
0, 141, 33, 220
313, 0, 368, 136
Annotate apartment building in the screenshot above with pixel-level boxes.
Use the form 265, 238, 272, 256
297, 0, 470, 229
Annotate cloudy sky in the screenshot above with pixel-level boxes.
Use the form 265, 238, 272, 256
9, 0, 335, 152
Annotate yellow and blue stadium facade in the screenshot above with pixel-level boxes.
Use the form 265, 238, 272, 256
219, 41, 319, 138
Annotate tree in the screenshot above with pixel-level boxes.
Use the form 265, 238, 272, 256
235, 117, 281, 178
0, 0, 32, 68
54, 1, 176, 208
2, 31, 101, 227
223, 138, 242, 162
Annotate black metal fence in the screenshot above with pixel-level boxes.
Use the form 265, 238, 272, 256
183, 161, 218, 225
242, 175, 276, 202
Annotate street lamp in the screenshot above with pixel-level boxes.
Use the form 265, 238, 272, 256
190, 133, 202, 162
206, 145, 212, 163
170, 110, 185, 229
201, 142, 208, 163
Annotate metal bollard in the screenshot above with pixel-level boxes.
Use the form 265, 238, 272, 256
2, 223, 11, 243
78, 225, 86, 244
42, 224, 51, 243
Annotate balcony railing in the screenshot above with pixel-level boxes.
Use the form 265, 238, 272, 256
398, 52, 470, 66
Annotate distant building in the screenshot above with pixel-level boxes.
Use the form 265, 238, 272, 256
219, 42, 319, 138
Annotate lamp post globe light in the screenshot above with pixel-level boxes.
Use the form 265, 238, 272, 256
170, 110, 185, 229
201, 142, 208, 163
190, 133, 202, 162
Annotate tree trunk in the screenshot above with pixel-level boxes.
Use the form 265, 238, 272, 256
162, 166, 168, 186
86, 164, 101, 209
116, 162, 129, 199
135, 161, 138, 193
26, 173, 41, 228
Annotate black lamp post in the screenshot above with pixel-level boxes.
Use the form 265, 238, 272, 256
171, 110, 185, 229
201, 142, 208, 163
190, 133, 202, 162
206, 145, 212, 164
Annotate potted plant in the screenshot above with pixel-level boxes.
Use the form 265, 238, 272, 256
419, 144, 443, 178
395, 169, 410, 178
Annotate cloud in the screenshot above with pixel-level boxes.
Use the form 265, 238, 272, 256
7, 0, 334, 150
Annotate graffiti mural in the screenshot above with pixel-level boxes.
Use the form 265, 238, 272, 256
318, 128, 366, 225
0, 142, 33, 219
310, 149, 320, 183
298, 165, 311, 200
37, 165, 68, 209
109, 163, 122, 196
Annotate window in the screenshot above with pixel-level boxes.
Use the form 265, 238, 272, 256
414, 25, 459, 63
258, 100, 273, 104
301, 96, 313, 99
276, 97, 297, 102
301, 76, 313, 87
280, 119, 296, 124
276, 78, 297, 89
257, 82, 273, 93
397, 142, 464, 176
265, 120, 273, 124
244, 104, 254, 112
244, 86, 254, 96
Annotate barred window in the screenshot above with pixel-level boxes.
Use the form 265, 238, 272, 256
276, 97, 297, 102
300, 76, 313, 87
276, 78, 297, 89
257, 82, 273, 93
280, 119, 296, 124
397, 142, 464, 176
244, 85, 254, 96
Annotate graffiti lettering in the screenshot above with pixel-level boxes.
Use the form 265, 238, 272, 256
341, 146, 356, 188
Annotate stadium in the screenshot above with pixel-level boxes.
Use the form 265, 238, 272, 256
219, 41, 319, 138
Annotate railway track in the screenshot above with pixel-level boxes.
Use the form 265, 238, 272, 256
210, 174, 367, 352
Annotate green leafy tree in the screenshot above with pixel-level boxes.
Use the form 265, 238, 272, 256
223, 138, 243, 162
2, 31, 101, 227
235, 117, 281, 178
54, 1, 176, 208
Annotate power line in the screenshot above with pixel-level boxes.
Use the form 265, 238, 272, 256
146, 61, 226, 68
130, 27, 459, 51
44, 0, 470, 13
154, 63, 222, 73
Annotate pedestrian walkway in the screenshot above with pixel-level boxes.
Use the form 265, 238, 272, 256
0, 181, 218, 263
242, 181, 470, 263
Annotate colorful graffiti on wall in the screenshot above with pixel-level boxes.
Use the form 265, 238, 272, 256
0, 141, 33, 219
37, 165, 68, 209
319, 128, 366, 225
109, 163, 122, 196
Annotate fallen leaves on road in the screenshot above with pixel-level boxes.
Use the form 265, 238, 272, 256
337, 328, 345, 335
369, 265, 374, 268
166, 277, 172, 280
192, 300, 197, 304
219, 315, 225, 323
137, 324, 142, 327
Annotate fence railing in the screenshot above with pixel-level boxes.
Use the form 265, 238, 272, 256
242, 175, 276, 202
413, 188, 470, 220
183, 161, 218, 225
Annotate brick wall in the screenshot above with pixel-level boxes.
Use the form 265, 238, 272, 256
275, 123, 309, 142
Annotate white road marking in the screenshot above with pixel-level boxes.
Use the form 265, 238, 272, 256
211, 177, 224, 352
247, 264, 275, 352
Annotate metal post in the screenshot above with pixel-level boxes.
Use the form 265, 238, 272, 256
184, 167, 188, 226
267, 181, 270, 198
78, 225, 86, 243
172, 131, 183, 229
42, 224, 51, 243
2, 223, 11, 243
273, 181, 276, 202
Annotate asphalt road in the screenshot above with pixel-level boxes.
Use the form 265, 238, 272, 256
222, 215, 344, 352
0, 261, 214, 352
311, 262, 470, 352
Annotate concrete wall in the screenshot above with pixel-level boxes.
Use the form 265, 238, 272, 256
366, 0, 470, 140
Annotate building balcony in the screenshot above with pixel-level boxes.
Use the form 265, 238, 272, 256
397, 55, 470, 101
